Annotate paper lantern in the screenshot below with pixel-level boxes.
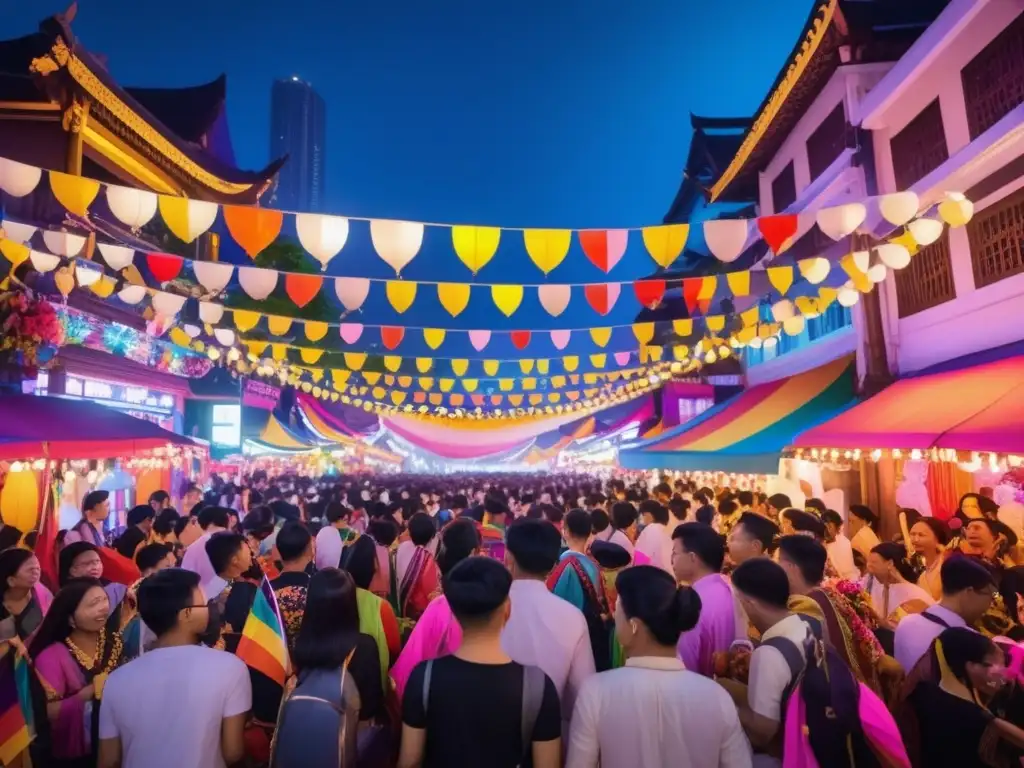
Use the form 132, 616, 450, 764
370, 219, 424, 275
159, 196, 219, 242
107, 185, 158, 229
0, 158, 41, 197
877, 243, 911, 270
2, 221, 36, 244
182, 323, 202, 339
797, 257, 830, 285
837, 284, 860, 307
782, 315, 806, 336
579, 230, 628, 273
385, 280, 417, 313
340, 323, 364, 344
97, 243, 134, 271
199, 301, 224, 325
296, 213, 350, 270
118, 285, 147, 305
550, 330, 571, 350
523, 229, 571, 275
29, 250, 60, 273
146, 252, 184, 283
193, 261, 234, 293
771, 299, 795, 322
704, 219, 748, 263
468, 330, 491, 352
451, 225, 500, 274
152, 291, 186, 316
42, 230, 85, 257
238, 266, 278, 300
938, 192, 973, 227
74, 261, 102, 287
223, 205, 283, 259
815, 203, 866, 240
907, 217, 944, 246
641, 224, 688, 268
879, 191, 919, 226
214, 328, 236, 347
49, 171, 100, 216
491, 285, 524, 317
333, 277, 370, 312
867, 264, 888, 284
537, 284, 571, 317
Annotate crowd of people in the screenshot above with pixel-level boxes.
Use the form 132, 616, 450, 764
0, 470, 1022, 767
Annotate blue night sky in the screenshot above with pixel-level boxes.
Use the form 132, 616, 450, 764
11, 1, 809, 228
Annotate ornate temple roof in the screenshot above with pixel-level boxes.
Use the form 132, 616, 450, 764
0, 6, 284, 204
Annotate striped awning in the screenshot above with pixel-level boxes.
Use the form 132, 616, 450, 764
620, 356, 855, 472
253, 414, 315, 452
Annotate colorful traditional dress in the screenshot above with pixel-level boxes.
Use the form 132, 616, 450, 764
547, 550, 612, 671
355, 587, 401, 690
397, 546, 441, 623
588, 540, 632, 669
270, 571, 310, 654
390, 595, 460, 700
479, 520, 506, 562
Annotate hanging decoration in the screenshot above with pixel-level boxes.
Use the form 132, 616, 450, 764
385, 280, 417, 313
757, 214, 798, 254
49, 172, 100, 217
816, 202, 866, 240
370, 219, 424, 275
468, 330, 491, 352
579, 229, 627, 273
239, 266, 278, 301
295, 213, 349, 270
158, 196, 219, 243
146, 252, 184, 283
704, 219, 749, 263
0, 158, 41, 197
584, 283, 620, 316
340, 323, 364, 344
193, 261, 234, 294
452, 225, 500, 274
537, 284, 571, 317
106, 185, 158, 230
223, 205, 284, 259
97, 243, 135, 271
878, 191, 919, 227
523, 229, 571, 275
491, 285, 524, 317
641, 224, 688, 269
335, 277, 371, 312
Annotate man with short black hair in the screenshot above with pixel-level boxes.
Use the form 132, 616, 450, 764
821, 509, 858, 581
65, 489, 110, 546
395, 512, 442, 620
765, 493, 792, 522
727, 512, 780, 566
270, 520, 313, 650
98, 569, 251, 768
894, 555, 997, 672
503, 518, 595, 728
717, 498, 742, 537
635, 500, 673, 574
672, 523, 739, 677
737, 490, 754, 514
135, 543, 175, 577
181, 506, 233, 599
399, 557, 561, 768
314, 501, 355, 571
652, 482, 672, 505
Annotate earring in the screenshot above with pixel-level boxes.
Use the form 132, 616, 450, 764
630, 621, 639, 635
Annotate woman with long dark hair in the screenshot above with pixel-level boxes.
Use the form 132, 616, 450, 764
341, 536, 400, 684
29, 578, 124, 767
0, 548, 52, 644
271, 568, 386, 767
865, 542, 934, 625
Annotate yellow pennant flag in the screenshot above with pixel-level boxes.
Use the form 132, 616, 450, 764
451, 225, 500, 274
562, 356, 579, 373
523, 229, 571, 274
439, 378, 455, 393
267, 315, 293, 336
529, 394, 544, 406
672, 318, 693, 337
698, 276, 717, 300
330, 370, 350, 389
499, 379, 514, 392
589, 354, 607, 369
767, 266, 794, 295
632, 322, 655, 345
384, 356, 402, 373
0, 240, 30, 268
641, 224, 689, 269
706, 315, 726, 332
508, 394, 524, 406
50, 171, 100, 217
451, 359, 469, 377
383, 376, 395, 387
245, 340, 269, 357
536, 359, 550, 375
726, 271, 751, 297
234, 309, 261, 332
363, 372, 382, 385
386, 280, 417, 313
305, 321, 329, 342
429, 393, 443, 406
372, 387, 386, 400
519, 359, 534, 375
551, 375, 566, 388
423, 328, 446, 350
583, 373, 599, 385
398, 376, 412, 388
522, 378, 537, 391
548, 392, 561, 403
91, 276, 116, 298
437, 283, 471, 317
271, 343, 287, 361
300, 348, 324, 365
589, 327, 612, 348
462, 379, 479, 393
391, 391, 406, 406
168, 327, 192, 347
344, 352, 366, 370
491, 284, 524, 317
673, 345, 689, 361
740, 307, 759, 327
416, 358, 433, 373
418, 377, 434, 390
483, 360, 500, 377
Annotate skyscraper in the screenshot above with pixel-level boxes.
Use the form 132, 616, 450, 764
268, 77, 325, 212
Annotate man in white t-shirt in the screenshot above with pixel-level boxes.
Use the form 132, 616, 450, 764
98, 569, 251, 768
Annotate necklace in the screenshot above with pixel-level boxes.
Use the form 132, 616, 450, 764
65, 627, 123, 674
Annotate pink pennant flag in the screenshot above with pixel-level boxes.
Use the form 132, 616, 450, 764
468, 330, 491, 352
339, 323, 364, 344
550, 330, 571, 350
614, 351, 631, 366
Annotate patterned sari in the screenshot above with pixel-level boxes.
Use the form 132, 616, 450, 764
397, 547, 440, 623
546, 552, 612, 671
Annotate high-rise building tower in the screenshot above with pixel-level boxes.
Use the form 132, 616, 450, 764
268, 77, 325, 212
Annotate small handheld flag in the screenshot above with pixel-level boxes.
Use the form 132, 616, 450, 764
235, 577, 290, 686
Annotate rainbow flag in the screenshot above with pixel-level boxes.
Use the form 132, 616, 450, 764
235, 577, 290, 686
0, 651, 34, 765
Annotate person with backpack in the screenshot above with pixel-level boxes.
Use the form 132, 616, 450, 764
398, 556, 561, 768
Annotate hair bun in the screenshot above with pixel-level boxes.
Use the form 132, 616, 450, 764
673, 586, 702, 633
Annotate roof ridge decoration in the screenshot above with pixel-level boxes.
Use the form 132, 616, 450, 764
709, 0, 839, 202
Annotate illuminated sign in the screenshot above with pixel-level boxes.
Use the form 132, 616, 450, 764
212, 404, 241, 447
242, 378, 281, 410
37, 373, 177, 416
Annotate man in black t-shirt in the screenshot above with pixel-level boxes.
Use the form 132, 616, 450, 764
398, 557, 561, 768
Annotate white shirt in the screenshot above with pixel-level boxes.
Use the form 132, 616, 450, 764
864, 578, 933, 619
826, 534, 859, 581
635, 522, 674, 574
894, 604, 967, 672
567, 656, 752, 768
501, 579, 596, 724
180, 529, 226, 600
99, 645, 251, 768
850, 526, 881, 559
314, 525, 345, 571
748, 614, 811, 723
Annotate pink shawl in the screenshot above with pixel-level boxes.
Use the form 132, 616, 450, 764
35, 643, 90, 759
390, 595, 462, 700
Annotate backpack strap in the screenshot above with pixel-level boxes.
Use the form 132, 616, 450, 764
761, 636, 806, 714
421, 659, 434, 718
919, 610, 951, 629
519, 665, 546, 767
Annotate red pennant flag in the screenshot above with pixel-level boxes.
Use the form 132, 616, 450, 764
97, 547, 142, 586
285, 274, 323, 308
682, 279, 701, 313
490, 395, 503, 406
146, 252, 183, 283
757, 214, 799, 254
381, 326, 404, 350
413, 391, 427, 403
578, 230, 626, 273
510, 330, 532, 350
583, 283, 620, 316
449, 394, 465, 407
471, 394, 485, 407
633, 279, 665, 309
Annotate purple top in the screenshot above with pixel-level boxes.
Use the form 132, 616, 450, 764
676, 573, 738, 677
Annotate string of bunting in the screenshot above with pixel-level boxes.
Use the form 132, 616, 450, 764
0, 156, 974, 278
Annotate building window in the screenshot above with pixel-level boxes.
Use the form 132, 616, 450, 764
771, 162, 797, 212
962, 11, 1024, 141
890, 100, 948, 190
894, 232, 956, 317
967, 185, 1024, 288
807, 102, 848, 180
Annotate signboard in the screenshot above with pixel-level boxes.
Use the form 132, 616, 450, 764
211, 404, 241, 447
242, 378, 281, 410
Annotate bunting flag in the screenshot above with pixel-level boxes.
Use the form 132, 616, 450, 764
641, 224, 688, 269
578, 229, 627, 273
0, 652, 34, 765
223, 205, 284, 258
452, 225, 500, 274
235, 577, 290, 686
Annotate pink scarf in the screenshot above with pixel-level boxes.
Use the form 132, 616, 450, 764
390, 595, 462, 700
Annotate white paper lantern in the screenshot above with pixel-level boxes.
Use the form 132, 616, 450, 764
815, 203, 866, 240
118, 285, 147, 305
703, 219, 749, 263
837, 284, 860, 307
798, 257, 830, 285
296, 213, 349, 270
907, 217, 944, 246
161, 198, 219, 243
74, 261, 102, 287
867, 263, 888, 283
42, 230, 85, 257
877, 243, 911, 270
370, 219, 424, 275
852, 250, 870, 273
938, 192, 973, 228
537, 284, 571, 317
182, 323, 202, 339
29, 250, 60, 273
2, 221, 36, 244
0, 158, 42, 197
879, 191, 919, 226
782, 315, 806, 336
199, 301, 225, 325
238, 266, 278, 300
334, 277, 371, 311
193, 261, 234, 293
106, 185, 158, 230
771, 299, 796, 322
214, 328, 236, 347
151, 291, 186, 316
96, 243, 135, 271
